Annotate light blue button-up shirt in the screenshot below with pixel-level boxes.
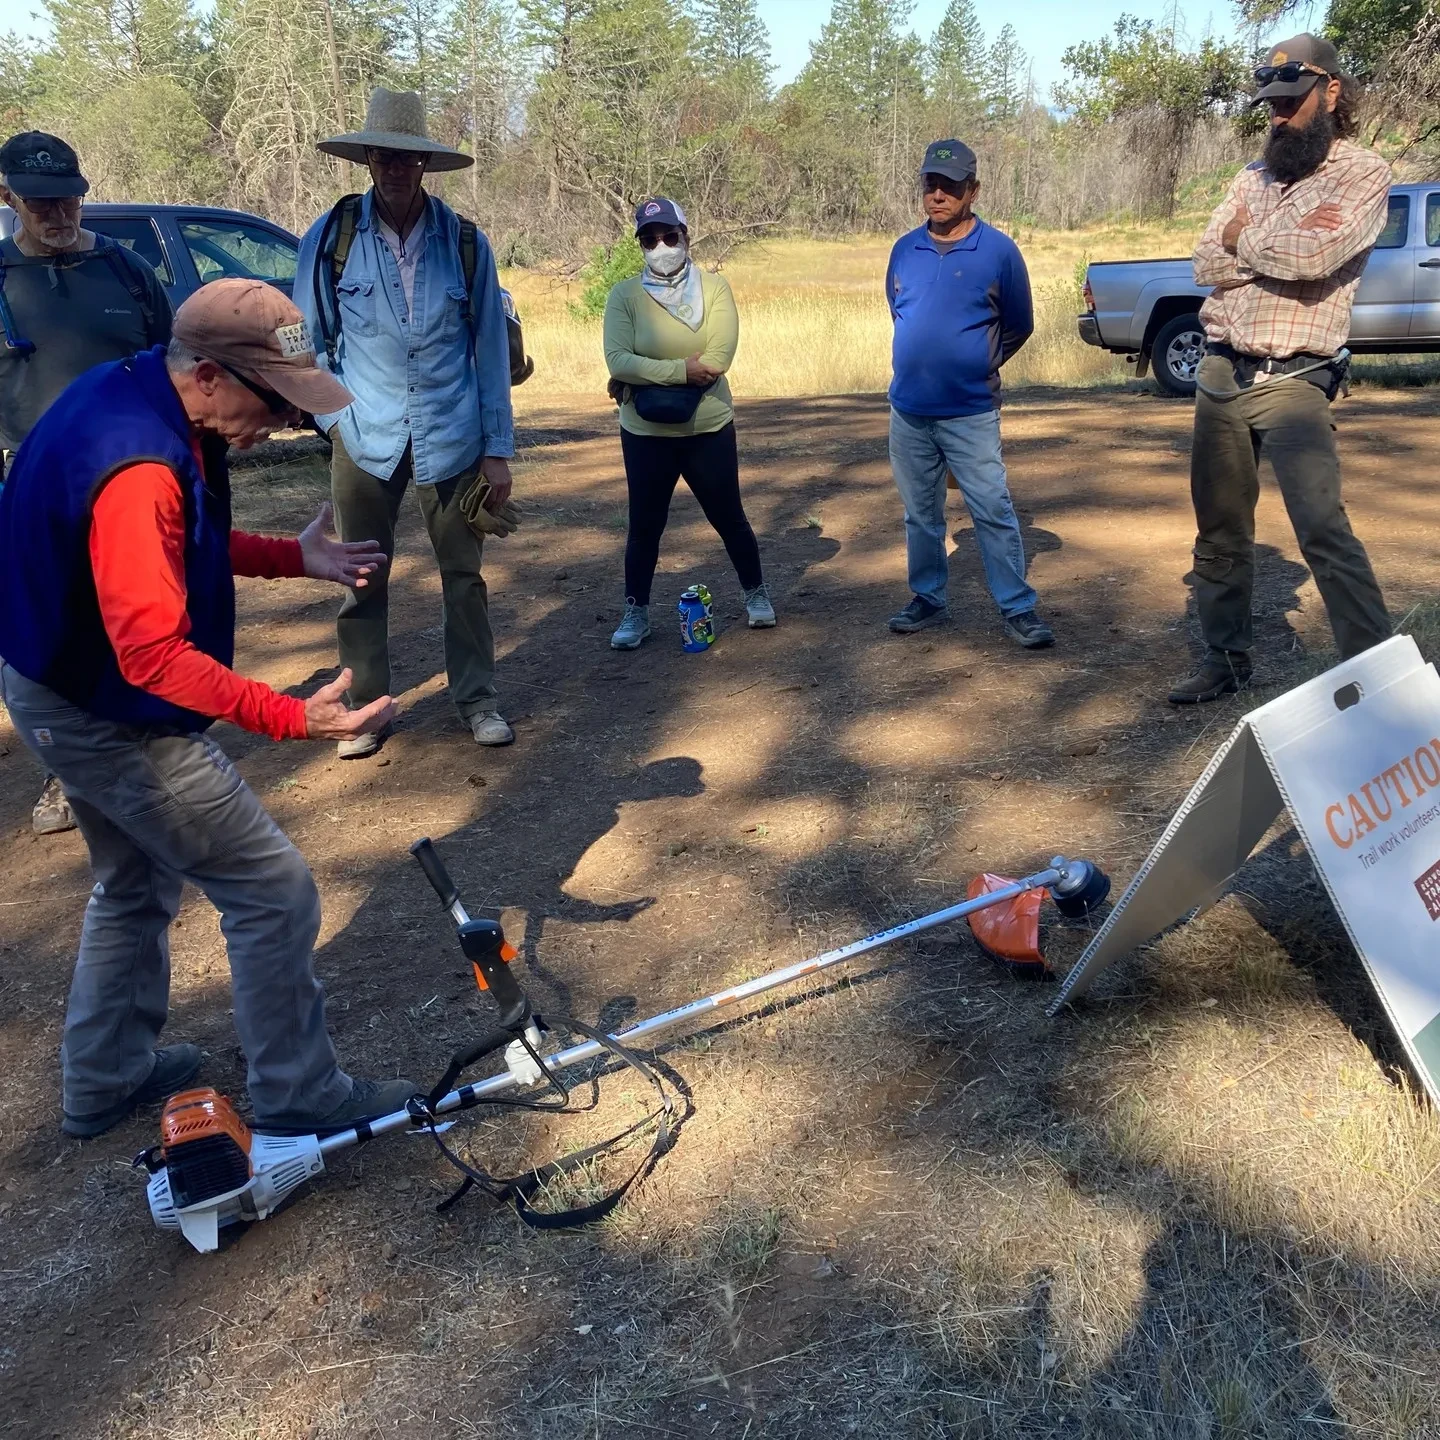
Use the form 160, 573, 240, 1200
294, 190, 514, 486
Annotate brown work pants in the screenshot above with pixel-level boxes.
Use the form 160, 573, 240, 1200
1189, 354, 1390, 662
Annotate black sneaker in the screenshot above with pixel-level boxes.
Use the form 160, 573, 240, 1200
1004, 610, 1055, 649
252, 1076, 419, 1136
888, 596, 950, 633
61, 1044, 204, 1138
1167, 655, 1253, 705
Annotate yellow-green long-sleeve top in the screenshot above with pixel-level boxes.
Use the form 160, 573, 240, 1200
602, 270, 739, 437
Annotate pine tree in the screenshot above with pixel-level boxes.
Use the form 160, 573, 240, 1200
927, 0, 985, 128
692, 0, 771, 94
984, 23, 1027, 125
798, 0, 924, 129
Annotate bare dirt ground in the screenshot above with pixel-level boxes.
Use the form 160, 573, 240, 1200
3, 383, 1440, 1439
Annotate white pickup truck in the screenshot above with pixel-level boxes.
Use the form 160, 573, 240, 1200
1077, 182, 1440, 396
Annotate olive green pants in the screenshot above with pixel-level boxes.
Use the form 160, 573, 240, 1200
1189, 354, 1390, 663
331, 431, 497, 719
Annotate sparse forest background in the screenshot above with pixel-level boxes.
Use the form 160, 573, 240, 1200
0, 0, 1434, 263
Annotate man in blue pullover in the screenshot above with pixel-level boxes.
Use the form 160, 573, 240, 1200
884, 139, 1053, 649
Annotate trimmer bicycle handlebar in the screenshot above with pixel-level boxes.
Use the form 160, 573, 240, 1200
410, 837, 460, 912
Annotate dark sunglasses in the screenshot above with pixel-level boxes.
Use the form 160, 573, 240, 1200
1254, 61, 1330, 87
366, 148, 427, 170
638, 229, 683, 250
221, 363, 292, 416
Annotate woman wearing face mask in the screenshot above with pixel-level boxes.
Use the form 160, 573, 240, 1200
602, 197, 772, 649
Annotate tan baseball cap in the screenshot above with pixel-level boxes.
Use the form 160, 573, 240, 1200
172, 278, 352, 415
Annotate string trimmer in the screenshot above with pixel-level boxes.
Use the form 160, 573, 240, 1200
135, 839, 1110, 1253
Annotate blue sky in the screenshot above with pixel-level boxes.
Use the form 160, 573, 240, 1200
0, 0, 1311, 102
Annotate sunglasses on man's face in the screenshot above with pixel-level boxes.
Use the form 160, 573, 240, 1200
366, 149, 427, 171
1254, 61, 1330, 86
221, 363, 292, 416
638, 230, 683, 250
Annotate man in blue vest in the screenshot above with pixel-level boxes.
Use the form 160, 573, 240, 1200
884, 139, 1053, 649
0, 279, 413, 1139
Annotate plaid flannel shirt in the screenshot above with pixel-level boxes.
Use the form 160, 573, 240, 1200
1193, 138, 1392, 359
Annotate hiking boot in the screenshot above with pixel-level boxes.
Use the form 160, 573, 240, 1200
1003, 610, 1055, 649
611, 601, 651, 650
470, 711, 515, 746
337, 724, 391, 761
61, 1044, 204, 1139
253, 1076, 419, 1137
888, 596, 949, 633
744, 583, 777, 629
1167, 655, 1253, 705
32, 775, 77, 836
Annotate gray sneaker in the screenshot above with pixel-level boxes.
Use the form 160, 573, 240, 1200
611, 601, 651, 649
470, 711, 515, 746
252, 1076, 418, 1137
337, 724, 390, 761
744, 583, 776, 628
32, 775, 77, 835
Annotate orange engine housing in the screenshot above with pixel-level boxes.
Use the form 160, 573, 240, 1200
160, 1089, 253, 1208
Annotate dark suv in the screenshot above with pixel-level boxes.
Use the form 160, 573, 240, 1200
0, 203, 300, 304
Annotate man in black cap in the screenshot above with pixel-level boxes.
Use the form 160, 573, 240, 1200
1172, 36, 1392, 703
884, 138, 1052, 650
0, 131, 173, 834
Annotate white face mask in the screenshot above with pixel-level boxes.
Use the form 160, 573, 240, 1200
644, 242, 687, 279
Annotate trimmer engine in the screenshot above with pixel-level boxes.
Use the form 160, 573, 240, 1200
139, 1089, 325, 1253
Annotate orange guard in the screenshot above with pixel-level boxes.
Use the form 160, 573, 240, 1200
965, 873, 1046, 969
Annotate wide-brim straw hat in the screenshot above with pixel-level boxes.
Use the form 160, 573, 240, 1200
318, 87, 473, 171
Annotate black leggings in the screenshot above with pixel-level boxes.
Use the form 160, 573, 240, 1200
620, 423, 763, 605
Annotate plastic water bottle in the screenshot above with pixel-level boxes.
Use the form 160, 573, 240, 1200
678, 584, 715, 653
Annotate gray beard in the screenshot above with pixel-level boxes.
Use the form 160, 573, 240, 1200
1264, 105, 1337, 185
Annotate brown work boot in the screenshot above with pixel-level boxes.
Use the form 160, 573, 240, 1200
32, 775, 77, 835
1167, 654, 1253, 705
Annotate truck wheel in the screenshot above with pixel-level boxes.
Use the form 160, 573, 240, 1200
1151, 314, 1204, 398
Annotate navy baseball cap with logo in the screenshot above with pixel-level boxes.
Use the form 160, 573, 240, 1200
920, 139, 978, 184
634, 197, 688, 235
0, 132, 88, 199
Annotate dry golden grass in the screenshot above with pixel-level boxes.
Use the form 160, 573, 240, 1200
502, 222, 1211, 407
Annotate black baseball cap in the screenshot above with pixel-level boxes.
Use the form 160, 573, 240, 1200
920, 139, 977, 184
0, 132, 88, 199
1252, 34, 1341, 105
634, 197, 687, 234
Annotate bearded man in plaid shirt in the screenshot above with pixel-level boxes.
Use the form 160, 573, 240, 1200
1169, 34, 1393, 705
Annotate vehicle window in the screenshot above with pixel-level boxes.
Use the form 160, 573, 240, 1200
1375, 194, 1409, 249
179, 220, 297, 286
1428, 194, 1440, 247
87, 216, 173, 285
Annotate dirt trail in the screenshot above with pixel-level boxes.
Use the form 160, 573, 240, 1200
3, 385, 1439, 1438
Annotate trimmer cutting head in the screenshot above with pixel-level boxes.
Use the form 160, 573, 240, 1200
1048, 857, 1111, 918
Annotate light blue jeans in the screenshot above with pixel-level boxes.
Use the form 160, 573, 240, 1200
888, 406, 1037, 616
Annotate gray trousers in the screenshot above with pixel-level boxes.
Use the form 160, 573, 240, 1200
331, 430, 497, 718
1, 664, 351, 1123
1190, 354, 1390, 662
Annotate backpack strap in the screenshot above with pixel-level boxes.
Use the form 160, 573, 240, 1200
314, 193, 363, 365
0, 248, 35, 357
97, 241, 155, 337
457, 217, 478, 328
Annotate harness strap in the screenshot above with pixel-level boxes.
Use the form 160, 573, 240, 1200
424, 1018, 675, 1229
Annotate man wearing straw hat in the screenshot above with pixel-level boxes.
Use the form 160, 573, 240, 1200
296, 88, 517, 758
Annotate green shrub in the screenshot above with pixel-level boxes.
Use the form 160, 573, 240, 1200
568, 235, 644, 320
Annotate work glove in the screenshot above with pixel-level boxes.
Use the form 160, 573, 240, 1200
460, 476, 523, 539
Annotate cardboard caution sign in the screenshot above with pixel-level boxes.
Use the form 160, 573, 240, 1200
1049, 636, 1440, 1103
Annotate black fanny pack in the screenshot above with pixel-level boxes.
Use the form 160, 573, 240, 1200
1205, 343, 1350, 401
629, 382, 712, 424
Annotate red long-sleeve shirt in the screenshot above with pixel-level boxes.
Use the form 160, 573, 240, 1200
88, 462, 310, 740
